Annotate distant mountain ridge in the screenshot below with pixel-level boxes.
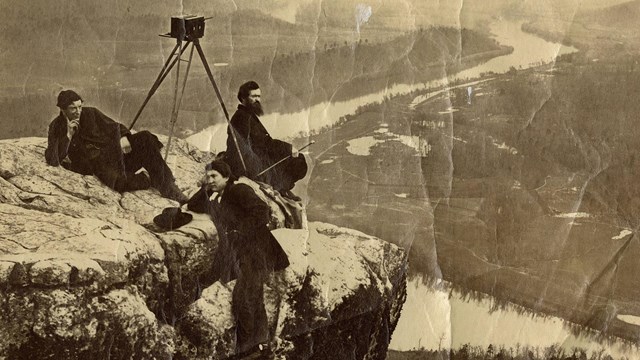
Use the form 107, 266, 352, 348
0, 3, 509, 141
0, 0, 296, 19
580, 0, 640, 29
520, 0, 640, 56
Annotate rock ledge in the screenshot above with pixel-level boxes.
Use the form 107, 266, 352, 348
0, 137, 407, 359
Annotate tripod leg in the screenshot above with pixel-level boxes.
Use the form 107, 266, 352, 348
128, 41, 191, 130
177, 45, 195, 111
194, 40, 231, 120
194, 39, 248, 173
165, 39, 183, 160
165, 43, 195, 160
156, 43, 181, 86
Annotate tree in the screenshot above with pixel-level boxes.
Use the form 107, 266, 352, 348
486, 344, 495, 359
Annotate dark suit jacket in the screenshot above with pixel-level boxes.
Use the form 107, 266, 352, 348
45, 107, 130, 174
225, 104, 292, 179
187, 180, 290, 283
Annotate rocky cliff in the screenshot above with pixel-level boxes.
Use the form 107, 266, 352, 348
0, 137, 407, 359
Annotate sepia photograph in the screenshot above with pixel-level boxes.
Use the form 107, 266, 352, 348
1, 0, 640, 359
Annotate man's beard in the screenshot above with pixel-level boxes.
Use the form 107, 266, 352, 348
249, 101, 264, 116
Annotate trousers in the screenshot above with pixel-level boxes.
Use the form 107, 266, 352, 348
93, 131, 174, 192
232, 255, 270, 354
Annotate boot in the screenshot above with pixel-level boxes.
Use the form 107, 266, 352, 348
231, 342, 274, 360
125, 172, 152, 192
280, 189, 301, 202
159, 181, 189, 204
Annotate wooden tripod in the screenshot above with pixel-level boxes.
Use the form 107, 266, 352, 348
128, 37, 247, 173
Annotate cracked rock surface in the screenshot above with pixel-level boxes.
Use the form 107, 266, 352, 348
177, 223, 407, 360
0, 137, 407, 359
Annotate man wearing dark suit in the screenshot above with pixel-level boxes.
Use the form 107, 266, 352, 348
186, 160, 289, 357
45, 90, 188, 203
225, 81, 307, 201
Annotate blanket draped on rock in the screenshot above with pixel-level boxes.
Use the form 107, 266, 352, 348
236, 177, 307, 230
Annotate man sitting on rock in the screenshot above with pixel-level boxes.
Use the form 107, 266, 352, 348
186, 160, 289, 358
225, 81, 307, 201
45, 90, 188, 203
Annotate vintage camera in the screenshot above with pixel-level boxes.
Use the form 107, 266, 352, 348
170, 15, 205, 40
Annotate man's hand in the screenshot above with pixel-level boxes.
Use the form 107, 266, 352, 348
120, 136, 132, 154
197, 175, 206, 188
292, 146, 299, 158
66, 119, 79, 140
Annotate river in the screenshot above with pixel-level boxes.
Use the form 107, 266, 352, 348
186, 20, 576, 152
391, 277, 640, 357
184, 19, 640, 357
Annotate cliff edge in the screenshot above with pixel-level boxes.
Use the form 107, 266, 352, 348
0, 137, 407, 359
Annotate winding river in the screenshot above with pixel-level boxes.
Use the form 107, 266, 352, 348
392, 277, 640, 357
187, 20, 638, 357
187, 20, 576, 152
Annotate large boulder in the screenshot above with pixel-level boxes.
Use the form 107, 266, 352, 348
176, 223, 407, 360
0, 137, 407, 359
0, 136, 210, 359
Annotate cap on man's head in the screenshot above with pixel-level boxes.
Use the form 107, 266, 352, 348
205, 160, 232, 178
237, 81, 260, 102
57, 90, 83, 108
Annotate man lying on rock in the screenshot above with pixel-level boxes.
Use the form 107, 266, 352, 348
45, 90, 188, 203
186, 160, 290, 358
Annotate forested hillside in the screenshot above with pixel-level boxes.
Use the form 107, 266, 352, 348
0, 4, 507, 140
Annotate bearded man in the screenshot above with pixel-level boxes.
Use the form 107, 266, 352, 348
45, 90, 188, 203
225, 81, 307, 201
